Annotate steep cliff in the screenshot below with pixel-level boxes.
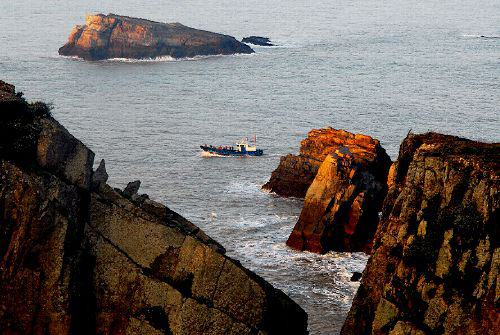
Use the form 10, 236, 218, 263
262, 128, 390, 198
287, 142, 391, 254
59, 14, 254, 61
341, 132, 499, 335
0, 81, 307, 334
285, 130, 392, 254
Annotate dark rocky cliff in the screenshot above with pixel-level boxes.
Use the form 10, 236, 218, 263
59, 14, 254, 61
341, 132, 499, 335
0, 80, 307, 334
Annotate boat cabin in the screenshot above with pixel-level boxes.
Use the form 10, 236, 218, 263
236, 138, 258, 153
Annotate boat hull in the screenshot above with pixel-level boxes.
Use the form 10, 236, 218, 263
200, 145, 263, 156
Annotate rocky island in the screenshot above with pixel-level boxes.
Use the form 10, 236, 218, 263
341, 132, 499, 334
58, 14, 254, 61
242, 36, 275, 46
0, 80, 307, 334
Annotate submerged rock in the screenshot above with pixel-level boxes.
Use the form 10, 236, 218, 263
341, 132, 500, 335
0, 80, 308, 334
278, 128, 391, 253
59, 14, 254, 61
242, 36, 275, 46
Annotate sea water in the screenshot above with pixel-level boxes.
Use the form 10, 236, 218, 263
1, 0, 499, 333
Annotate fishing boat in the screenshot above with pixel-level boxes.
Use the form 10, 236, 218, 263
200, 136, 264, 157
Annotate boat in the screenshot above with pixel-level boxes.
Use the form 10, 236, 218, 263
200, 136, 264, 157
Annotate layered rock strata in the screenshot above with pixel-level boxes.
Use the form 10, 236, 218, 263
286, 133, 392, 253
0, 81, 307, 334
263, 128, 391, 198
59, 14, 254, 61
341, 132, 500, 335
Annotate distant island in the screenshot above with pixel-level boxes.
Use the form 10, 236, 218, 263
242, 36, 275, 46
59, 14, 254, 61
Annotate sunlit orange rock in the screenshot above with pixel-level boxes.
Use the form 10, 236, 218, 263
263, 128, 390, 199
284, 128, 392, 253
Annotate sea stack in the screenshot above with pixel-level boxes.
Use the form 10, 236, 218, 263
263, 128, 390, 199
284, 129, 392, 253
58, 14, 254, 60
0, 80, 307, 335
341, 132, 500, 334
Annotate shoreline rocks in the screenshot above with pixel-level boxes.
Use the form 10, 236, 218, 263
263, 153, 323, 198
0, 81, 308, 334
285, 129, 392, 253
59, 14, 254, 61
341, 132, 500, 335
242, 36, 275, 46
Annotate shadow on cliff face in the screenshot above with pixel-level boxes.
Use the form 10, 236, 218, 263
0, 82, 52, 167
0, 80, 308, 335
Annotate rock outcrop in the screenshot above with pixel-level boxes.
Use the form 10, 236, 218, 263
91, 159, 108, 190
242, 36, 275, 46
59, 14, 254, 61
263, 128, 390, 199
0, 81, 307, 334
341, 132, 499, 335
263, 153, 323, 198
285, 130, 392, 254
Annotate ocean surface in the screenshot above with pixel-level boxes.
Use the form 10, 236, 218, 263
1, 0, 499, 333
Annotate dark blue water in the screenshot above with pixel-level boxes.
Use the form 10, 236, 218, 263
1, 1, 499, 333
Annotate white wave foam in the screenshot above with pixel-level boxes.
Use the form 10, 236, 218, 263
461, 34, 500, 39
58, 55, 86, 61
225, 180, 262, 195
104, 54, 235, 62
200, 151, 231, 158
60, 52, 255, 63
105, 56, 177, 62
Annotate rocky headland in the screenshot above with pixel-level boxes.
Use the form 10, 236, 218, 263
0, 80, 307, 334
58, 14, 254, 61
341, 132, 499, 334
